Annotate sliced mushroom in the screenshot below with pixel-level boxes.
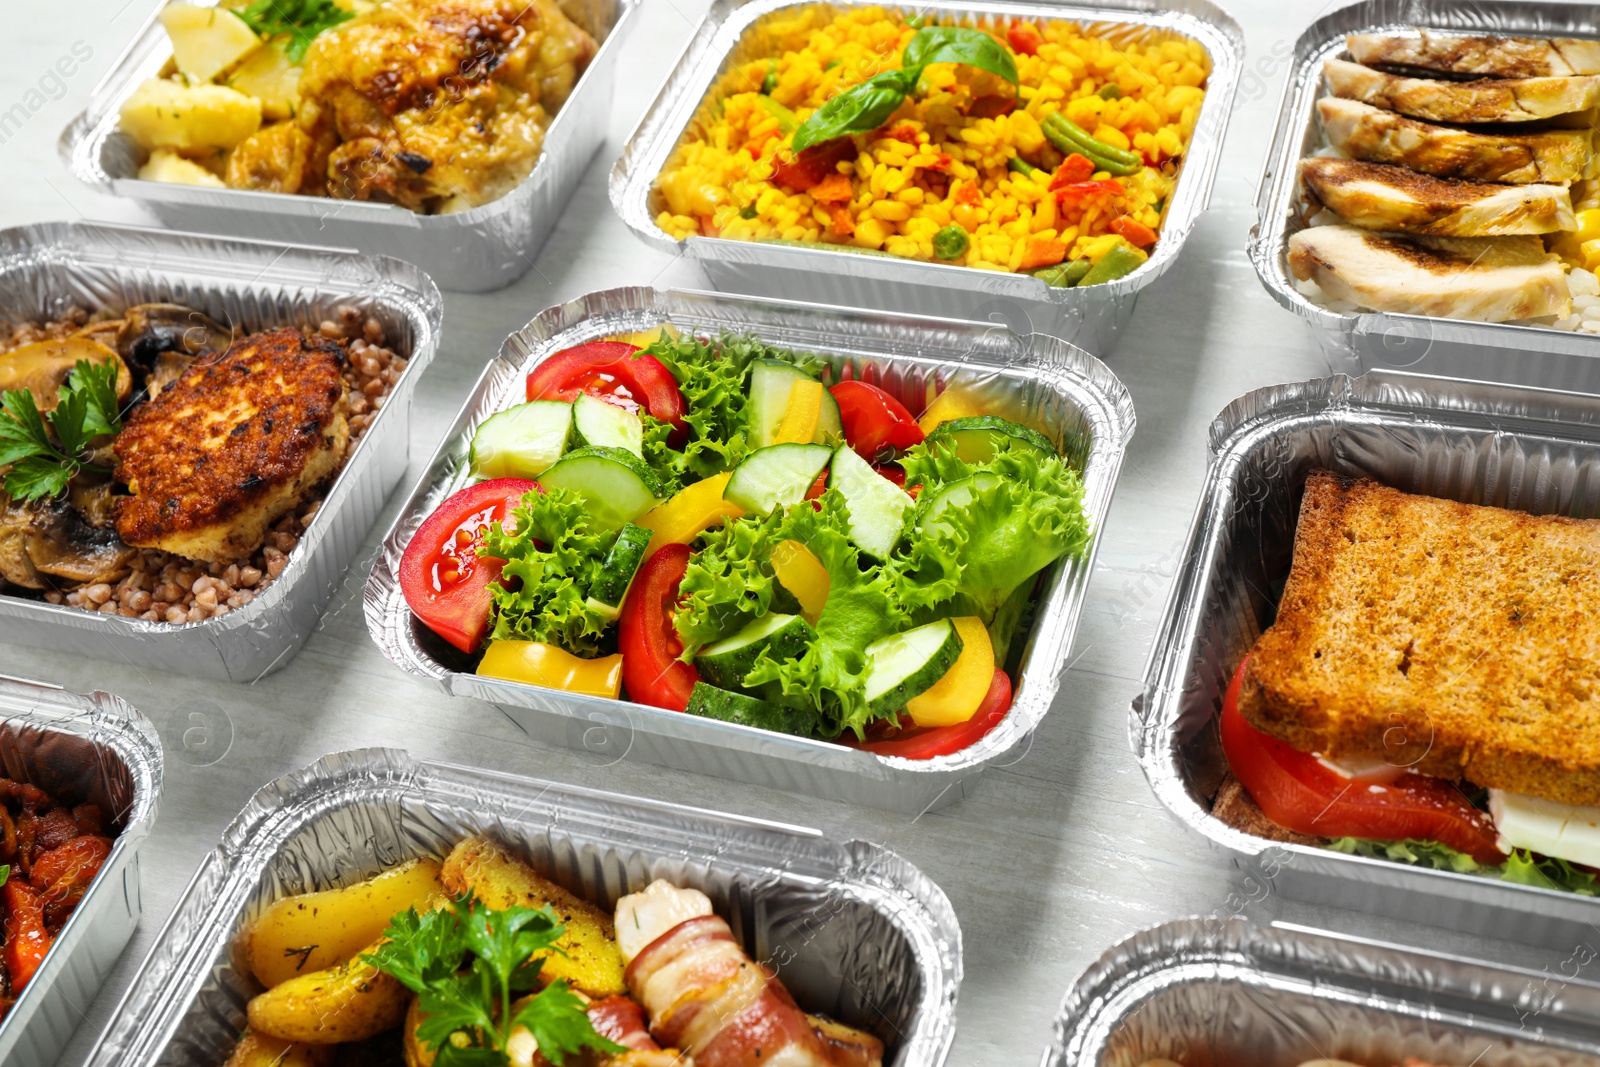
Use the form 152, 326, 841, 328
0, 500, 44, 589
0, 337, 131, 412
113, 303, 233, 372
145, 350, 197, 400
0, 489, 136, 590
68, 476, 122, 530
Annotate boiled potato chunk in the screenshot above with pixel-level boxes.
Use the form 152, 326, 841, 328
160, 3, 261, 83
222, 1029, 331, 1067
440, 836, 625, 996
225, 41, 301, 120
120, 78, 261, 152
244, 857, 442, 989
138, 148, 225, 187
246, 933, 409, 1044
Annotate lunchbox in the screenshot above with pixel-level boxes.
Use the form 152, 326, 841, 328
364, 285, 1135, 812
60, 0, 641, 292
82, 747, 962, 1067
0, 673, 162, 1067
611, 0, 1243, 355
1134, 369, 1600, 951
0, 221, 442, 682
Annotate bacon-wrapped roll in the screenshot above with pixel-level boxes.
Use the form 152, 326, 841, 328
615, 881, 882, 1067
586, 995, 689, 1066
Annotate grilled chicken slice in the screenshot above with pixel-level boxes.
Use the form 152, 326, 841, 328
1300, 158, 1575, 236
1318, 98, 1594, 184
1324, 57, 1600, 123
1346, 33, 1600, 79
1288, 224, 1571, 322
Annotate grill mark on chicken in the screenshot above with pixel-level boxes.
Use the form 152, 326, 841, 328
1324, 57, 1600, 124
1346, 33, 1600, 79
1299, 158, 1576, 236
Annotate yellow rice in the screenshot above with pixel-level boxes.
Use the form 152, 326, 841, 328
653, 5, 1211, 274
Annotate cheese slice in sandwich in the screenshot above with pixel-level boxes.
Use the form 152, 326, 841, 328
1489, 790, 1600, 869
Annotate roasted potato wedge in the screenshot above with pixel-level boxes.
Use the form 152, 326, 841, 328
440, 836, 625, 996
246, 934, 410, 1045
222, 1028, 332, 1067
245, 857, 443, 989
120, 78, 262, 152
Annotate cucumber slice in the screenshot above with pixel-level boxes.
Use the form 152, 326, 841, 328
469, 400, 572, 479
723, 443, 832, 515
573, 393, 644, 457
862, 619, 964, 715
828, 444, 910, 560
747, 360, 842, 447
694, 612, 813, 688
585, 522, 652, 620
919, 471, 1003, 540
685, 682, 820, 736
925, 415, 1055, 464
537, 446, 663, 534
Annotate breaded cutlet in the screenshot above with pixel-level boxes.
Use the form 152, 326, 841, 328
1240, 469, 1600, 807
114, 328, 349, 565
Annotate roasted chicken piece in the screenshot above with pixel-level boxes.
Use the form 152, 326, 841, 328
224, 120, 333, 195
1324, 57, 1600, 124
1288, 224, 1571, 322
1346, 32, 1600, 79
292, 0, 596, 212
114, 328, 349, 565
1300, 158, 1576, 236
1318, 97, 1595, 184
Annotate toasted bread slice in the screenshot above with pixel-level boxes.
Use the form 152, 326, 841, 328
1241, 470, 1600, 807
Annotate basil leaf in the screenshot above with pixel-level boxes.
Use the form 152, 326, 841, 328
900, 26, 1019, 85
791, 69, 912, 153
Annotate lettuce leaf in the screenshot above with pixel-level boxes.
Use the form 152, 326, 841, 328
1326, 838, 1599, 895
674, 506, 787, 653
638, 414, 684, 497
481, 488, 615, 656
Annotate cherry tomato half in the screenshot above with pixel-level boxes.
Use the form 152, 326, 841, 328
618, 544, 701, 712
526, 341, 687, 434
3, 879, 52, 993
829, 380, 924, 461
852, 668, 1013, 759
399, 478, 538, 654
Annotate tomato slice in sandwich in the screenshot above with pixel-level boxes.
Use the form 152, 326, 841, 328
1220, 657, 1506, 866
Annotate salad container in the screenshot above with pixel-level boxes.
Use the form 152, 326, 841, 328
82, 747, 962, 1067
60, 0, 640, 293
0, 673, 162, 1067
365, 286, 1135, 813
1134, 369, 1600, 951
1249, 0, 1600, 391
1044, 917, 1600, 1067
610, 0, 1244, 356
0, 221, 443, 682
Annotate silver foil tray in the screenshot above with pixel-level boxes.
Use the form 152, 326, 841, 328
1044, 918, 1600, 1067
364, 286, 1136, 812
1248, 0, 1600, 390
0, 221, 443, 682
0, 673, 162, 1067
83, 747, 961, 1067
60, 0, 640, 293
1134, 369, 1600, 950
611, 0, 1242, 356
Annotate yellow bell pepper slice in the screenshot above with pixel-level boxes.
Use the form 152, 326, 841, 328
770, 539, 829, 625
636, 472, 745, 558
605, 323, 680, 349
916, 388, 986, 434
1552, 208, 1600, 265
773, 379, 823, 444
477, 641, 623, 699
906, 617, 994, 727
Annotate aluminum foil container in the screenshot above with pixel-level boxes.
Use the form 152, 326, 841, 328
1134, 370, 1600, 951
83, 747, 960, 1067
611, 0, 1243, 355
60, 0, 639, 293
1249, 0, 1600, 389
0, 221, 443, 682
365, 286, 1134, 811
0, 672, 162, 1067
1044, 917, 1600, 1067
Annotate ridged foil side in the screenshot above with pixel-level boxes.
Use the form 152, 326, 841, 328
59, 0, 639, 293
0, 221, 443, 682
1044, 918, 1600, 1067
364, 286, 1136, 812
1248, 0, 1600, 389
610, 0, 1243, 355
1133, 370, 1600, 950
0, 673, 162, 1067
83, 747, 961, 1067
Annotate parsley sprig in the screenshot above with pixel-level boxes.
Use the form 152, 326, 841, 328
0, 360, 123, 503
362, 893, 625, 1067
236, 0, 354, 63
